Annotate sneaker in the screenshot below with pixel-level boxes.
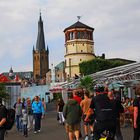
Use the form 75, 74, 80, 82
85, 136, 89, 140
90, 133, 94, 137
34, 131, 37, 134
28, 128, 31, 131
37, 130, 41, 133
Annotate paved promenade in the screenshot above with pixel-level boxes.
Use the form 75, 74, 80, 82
5, 102, 133, 140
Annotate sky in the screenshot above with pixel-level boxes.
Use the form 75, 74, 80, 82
0, 0, 140, 73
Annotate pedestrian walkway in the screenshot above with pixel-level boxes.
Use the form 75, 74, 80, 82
5, 102, 133, 140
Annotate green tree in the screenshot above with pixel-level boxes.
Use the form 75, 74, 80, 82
79, 58, 132, 76
79, 76, 94, 92
0, 83, 9, 100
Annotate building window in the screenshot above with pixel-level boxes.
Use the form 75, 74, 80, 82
81, 50, 83, 52
83, 43, 84, 46
70, 32, 74, 40
86, 31, 90, 39
77, 31, 81, 39
37, 56, 39, 60
80, 59, 82, 61
81, 32, 85, 39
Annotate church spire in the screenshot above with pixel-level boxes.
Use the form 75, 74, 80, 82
47, 45, 49, 54
36, 12, 46, 51
39, 11, 42, 22
33, 45, 35, 50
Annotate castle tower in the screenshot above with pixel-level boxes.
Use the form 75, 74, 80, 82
33, 13, 49, 79
64, 20, 95, 78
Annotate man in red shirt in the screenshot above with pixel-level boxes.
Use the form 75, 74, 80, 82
73, 90, 82, 104
72, 89, 82, 138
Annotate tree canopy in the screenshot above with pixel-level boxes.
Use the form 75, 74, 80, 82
79, 58, 132, 76
79, 76, 94, 92
0, 83, 9, 100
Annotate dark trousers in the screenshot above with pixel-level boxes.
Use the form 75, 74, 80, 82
92, 120, 116, 140
34, 113, 42, 131
0, 128, 6, 140
115, 119, 123, 140
23, 124, 28, 136
133, 125, 140, 140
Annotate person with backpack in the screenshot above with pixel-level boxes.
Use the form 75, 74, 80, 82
85, 86, 116, 140
63, 92, 82, 140
0, 97, 7, 140
133, 83, 140, 140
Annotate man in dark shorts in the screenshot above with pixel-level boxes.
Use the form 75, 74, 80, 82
85, 86, 116, 140
0, 97, 7, 140
80, 90, 94, 140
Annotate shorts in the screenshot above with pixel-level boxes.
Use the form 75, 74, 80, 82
82, 114, 95, 126
65, 123, 80, 133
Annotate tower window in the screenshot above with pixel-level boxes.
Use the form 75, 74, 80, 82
70, 32, 74, 40
80, 59, 82, 61
81, 50, 83, 52
81, 32, 85, 39
37, 56, 39, 60
86, 32, 90, 39
83, 43, 84, 46
77, 32, 81, 39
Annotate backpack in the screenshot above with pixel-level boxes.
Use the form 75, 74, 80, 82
93, 94, 114, 121
5, 108, 16, 130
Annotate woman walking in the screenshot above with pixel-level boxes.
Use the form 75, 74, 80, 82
32, 96, 44, 134
57, 98, 65, 125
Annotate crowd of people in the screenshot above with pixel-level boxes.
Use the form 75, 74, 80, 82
11, 96, 45, 137
0, 95, 47, 140
0, 83, 140, 140
56, 83, 140, 140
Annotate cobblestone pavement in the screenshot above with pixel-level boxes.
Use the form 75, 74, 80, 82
5, 102, 133, 140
